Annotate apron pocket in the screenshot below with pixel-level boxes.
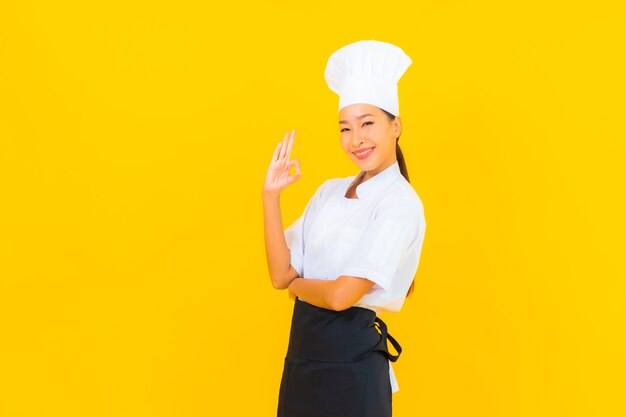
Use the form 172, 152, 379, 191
310, 367, 367, 417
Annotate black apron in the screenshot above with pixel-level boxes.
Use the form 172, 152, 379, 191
277, 297, 403, 417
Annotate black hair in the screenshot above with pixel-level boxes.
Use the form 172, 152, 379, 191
379, 107, 415, 298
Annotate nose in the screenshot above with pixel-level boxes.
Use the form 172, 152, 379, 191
352, 132, 364, 147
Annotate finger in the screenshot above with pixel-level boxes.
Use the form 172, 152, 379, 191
286, 170, 301, 186
279, 130, 289, 162
286, 160, 301, 185
270, 141, 282, 164
281, 129, 293, 161
285, 129, 295, 161
274, 132, 288, 164
291, 158, 300, 176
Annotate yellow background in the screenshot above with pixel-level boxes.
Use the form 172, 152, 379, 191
1, 1, 624, 416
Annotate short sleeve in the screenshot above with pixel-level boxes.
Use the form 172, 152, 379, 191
284, 181, 327, 277
337, 200, 422, 293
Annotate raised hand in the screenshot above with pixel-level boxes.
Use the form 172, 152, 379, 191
263, 129, 301, 195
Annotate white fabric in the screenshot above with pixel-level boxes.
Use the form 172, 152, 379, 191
284, 160, 427, 393
324, 39, 413, 116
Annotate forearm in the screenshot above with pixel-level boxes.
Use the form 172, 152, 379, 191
288, 277, 338, 310
262, 190, 294, 289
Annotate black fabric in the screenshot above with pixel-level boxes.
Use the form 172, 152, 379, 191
277, 297, 403, 417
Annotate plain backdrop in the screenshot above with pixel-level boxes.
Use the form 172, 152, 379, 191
1, 1, 625, 416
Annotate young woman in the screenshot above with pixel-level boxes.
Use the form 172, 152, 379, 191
262, 40, 426, 417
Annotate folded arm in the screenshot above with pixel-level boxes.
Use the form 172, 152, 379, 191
288, 275, 375, 311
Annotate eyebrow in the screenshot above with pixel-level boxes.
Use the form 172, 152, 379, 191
339, 113, 376, 124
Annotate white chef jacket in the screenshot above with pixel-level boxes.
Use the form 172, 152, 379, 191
284, 160, 427, 394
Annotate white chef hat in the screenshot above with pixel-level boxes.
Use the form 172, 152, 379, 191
324, 39, 412, 117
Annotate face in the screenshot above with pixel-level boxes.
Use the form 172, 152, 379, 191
338, 103, 402, 179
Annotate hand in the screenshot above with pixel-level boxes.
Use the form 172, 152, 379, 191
263, 129, 301, 195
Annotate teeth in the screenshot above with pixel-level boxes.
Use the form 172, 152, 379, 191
356, 148, 373, 156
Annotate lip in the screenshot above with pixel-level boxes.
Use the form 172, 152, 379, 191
353, 147, 375, 159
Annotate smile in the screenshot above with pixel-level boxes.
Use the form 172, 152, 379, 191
353, 147, 375, 159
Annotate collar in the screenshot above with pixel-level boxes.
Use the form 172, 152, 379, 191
349, 160, 403, 200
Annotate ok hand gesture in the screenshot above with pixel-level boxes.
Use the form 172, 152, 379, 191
263, 129, 301, 195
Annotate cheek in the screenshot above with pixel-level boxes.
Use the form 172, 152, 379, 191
372, 126, 388, 139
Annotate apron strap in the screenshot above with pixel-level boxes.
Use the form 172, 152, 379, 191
370, 316, 403, 363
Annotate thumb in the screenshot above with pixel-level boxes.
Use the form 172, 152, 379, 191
289, 158, 300, 176
284, 160, 301, 186
286, 170, 301, 186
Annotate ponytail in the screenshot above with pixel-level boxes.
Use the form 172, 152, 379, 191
381, 108, 415, 298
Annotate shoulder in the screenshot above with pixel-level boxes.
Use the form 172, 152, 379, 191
314, 175, 354, 197
378, 178, 425, 218
306, 177, 341, 207
325, 175, 354, 189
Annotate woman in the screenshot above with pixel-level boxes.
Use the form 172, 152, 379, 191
262, 40, 426, 417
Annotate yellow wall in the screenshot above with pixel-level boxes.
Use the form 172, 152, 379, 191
1, 1, 624, 416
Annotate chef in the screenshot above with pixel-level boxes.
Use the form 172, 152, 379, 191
265, 39, 427, 417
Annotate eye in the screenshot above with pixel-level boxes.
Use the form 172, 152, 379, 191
340, 121, 373, 133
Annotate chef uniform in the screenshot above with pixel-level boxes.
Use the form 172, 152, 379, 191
277, 40, 426, 417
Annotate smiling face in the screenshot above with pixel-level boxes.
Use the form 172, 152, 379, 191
338, 103, 402, 179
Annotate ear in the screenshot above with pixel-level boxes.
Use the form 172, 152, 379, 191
394, 116, 402, 137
